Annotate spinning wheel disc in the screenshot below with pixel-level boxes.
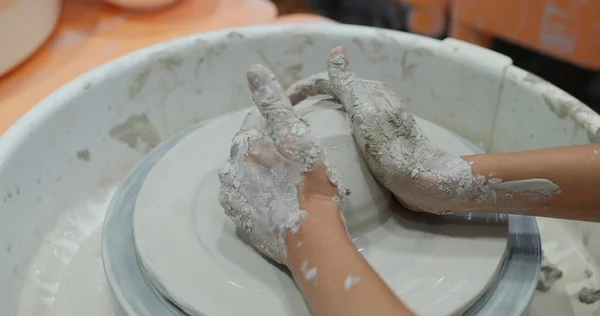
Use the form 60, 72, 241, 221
102, 107, 540, 316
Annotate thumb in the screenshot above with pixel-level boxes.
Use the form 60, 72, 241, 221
327, 46, 358, 110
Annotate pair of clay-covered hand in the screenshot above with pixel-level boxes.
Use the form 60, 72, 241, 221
218, 46, 478, 264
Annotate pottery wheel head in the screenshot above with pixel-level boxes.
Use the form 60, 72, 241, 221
127, 104, 511, 316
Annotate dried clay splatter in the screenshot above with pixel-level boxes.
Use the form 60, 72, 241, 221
537, 255, 563, 292
578, 287, 600, 304
490, 179, 560, 195
300, 260, 318, 281
344, 274, 360, 290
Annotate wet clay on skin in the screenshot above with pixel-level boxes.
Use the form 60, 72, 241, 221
490, 179, 560, 195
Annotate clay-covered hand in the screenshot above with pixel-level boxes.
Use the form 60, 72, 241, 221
328, 47, 495, 214
218, 64, 346, 265
320, 47, 493, 214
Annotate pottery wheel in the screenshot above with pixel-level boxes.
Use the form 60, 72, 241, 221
102, 103, 541, 316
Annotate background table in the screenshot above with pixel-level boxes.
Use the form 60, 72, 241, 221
0, 0, 279, 134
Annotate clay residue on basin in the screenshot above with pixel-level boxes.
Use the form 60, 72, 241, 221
109, 114, 161, 153
128, 69, 152, 99
519, 70, 600, 143
537, 255, 563, 292
578, 287, 600, 304
76, 149, 91, 162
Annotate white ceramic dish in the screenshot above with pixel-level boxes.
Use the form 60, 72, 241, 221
0, 24, 597, 316
0, 0, 61, 76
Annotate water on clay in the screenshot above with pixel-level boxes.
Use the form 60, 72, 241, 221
12, 111, 600, 316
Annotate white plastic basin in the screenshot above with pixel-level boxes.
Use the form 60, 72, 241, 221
0, 24, 599, 315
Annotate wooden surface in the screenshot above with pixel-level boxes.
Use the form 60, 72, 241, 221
0, 0, 278, 134
397, 0, 600, 69
451, 0, 600, 69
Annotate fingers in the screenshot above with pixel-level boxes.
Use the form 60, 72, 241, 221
247, 64, 298, 128
218, 185, 250, 229
218, 162, 238, 191
285, 72, 338, 106
238, 108, 265, 133
247, 64, 322, 167
218, 185, 234, 214
218, 167, 246, 226
327, 46, 359, 109
247, 144, 282, 168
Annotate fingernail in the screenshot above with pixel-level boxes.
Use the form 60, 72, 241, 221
328, 46, 348, 67
247, 64, 266, 91
330, 46, 347, 57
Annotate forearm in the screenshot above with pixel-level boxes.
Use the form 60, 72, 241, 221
285, 201, 414, 316
463, 144, 600, 221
